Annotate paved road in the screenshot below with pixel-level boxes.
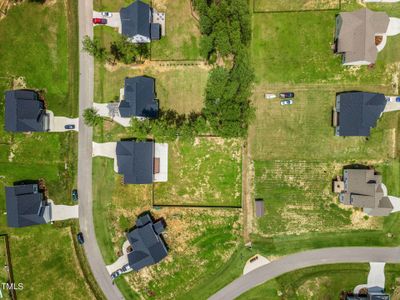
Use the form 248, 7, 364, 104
78, 1, 123, 299
209, 247, 400, 300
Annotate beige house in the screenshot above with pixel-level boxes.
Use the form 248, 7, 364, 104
335, 8, 390, 65
334, 168, 393, 216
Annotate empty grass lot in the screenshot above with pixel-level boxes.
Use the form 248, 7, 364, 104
150, 0, 202, 60
92, 156, 242, 299
254, 0, 340, 12
154, 138, 242, 207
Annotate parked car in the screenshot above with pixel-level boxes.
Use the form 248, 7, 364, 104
111, 269, 122, 280
280, 100, 294, 106
264, 93, 276, 100
101, 12, 112, 17
77, 232, 84, 244
279, 92, 295, 98
64, 124, 75, 130
92, 18, 107, 24
72, 189, 78, 201
121, 264, 131, 273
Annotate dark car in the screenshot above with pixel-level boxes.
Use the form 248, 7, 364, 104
64, 124, 75, 130
77, 232, 84, 245
92, 18, 107, 24
72, 189, 78, 201
279, 92, 295, 98
111, 270, 122, 280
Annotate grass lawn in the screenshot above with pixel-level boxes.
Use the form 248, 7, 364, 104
150, 0, 202, 60
92, 157, 243, 299
251, 8, 400, 85
0, 1, 95, 298
237, 264, 370, 300
254, 0, 340, 12
154, 138, 242, 207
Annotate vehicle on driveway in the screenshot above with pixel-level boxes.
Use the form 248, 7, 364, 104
264, 93, 276, 100
279, 92, 295, 98
64, 124, 75, 130
77, 232, 84, 244
92, 18, 107, 25
280, 100, 294, 106
101, 12, 112, 17
72, 189, 78, 201
111, 269, 122, 280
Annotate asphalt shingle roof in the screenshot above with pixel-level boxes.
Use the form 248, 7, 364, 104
5, 184, 51, 228
119, 76, 158, 118
337, 92, 386, 136
120, 0, 151, 39
116, 141, 154, 184
4, 90, 46, 132
126, 214, 167, 271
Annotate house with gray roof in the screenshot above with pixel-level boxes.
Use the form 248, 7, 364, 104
126, 213, 168, 271
5, 183, 51, 228
120, 0, 163, 43
4, 90, 49, 132
334, 168, 394, 216
119, 76, 158, 119
333, 92, 386, 136
335, 8, 390, 65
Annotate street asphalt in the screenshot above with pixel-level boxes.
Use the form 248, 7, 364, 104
78, 1, 123, 299
209, 247, 400, 300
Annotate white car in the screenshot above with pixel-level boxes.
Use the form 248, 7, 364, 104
264, 93, 276, 100
280, 100, 293, 106
101, 12, 112, 17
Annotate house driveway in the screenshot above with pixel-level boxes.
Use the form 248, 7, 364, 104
389, 196, 400, 213
48, 111, 79, 132
387, 18, 400, 36
384, 98, 400, 112
93, 103, 131, 127
93, 11, 121, 33
354, 262, 386, 293
48, 200, 79, 221
243, 255, 270, 275
106, 240, 131, 274
92, 142, 118, 172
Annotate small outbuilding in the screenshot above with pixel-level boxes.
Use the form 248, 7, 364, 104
255, 199, 265, 217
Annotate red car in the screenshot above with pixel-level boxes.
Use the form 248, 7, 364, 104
92, 18, 107, 25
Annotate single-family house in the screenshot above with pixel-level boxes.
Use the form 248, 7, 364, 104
5, 183, 51, 228
126, 213, 168, 271
333, 92, 386, 136
335, 8, 390, 65
120, 0, 162, 43
4, 90, 49, 132
334, 168, 394, 216
119, 76, 158, 119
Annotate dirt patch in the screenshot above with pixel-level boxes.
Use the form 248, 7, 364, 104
152, 0, 167, 11
11, 76, 27, 89
349, 209, 381, 230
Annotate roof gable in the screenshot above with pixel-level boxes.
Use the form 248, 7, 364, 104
120, 0, 151, 39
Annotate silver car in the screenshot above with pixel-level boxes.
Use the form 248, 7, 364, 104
101, 12, 112, 17
280, 100, 294, 106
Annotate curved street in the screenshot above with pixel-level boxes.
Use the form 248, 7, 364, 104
209, 247, 400, 300
78, 1, 123, 299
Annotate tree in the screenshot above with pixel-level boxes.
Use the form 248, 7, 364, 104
110, 36, 142, 64
83, 108, 103, 127
82, 36, 108, 62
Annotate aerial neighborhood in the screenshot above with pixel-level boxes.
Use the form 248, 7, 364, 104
2, 0, 400, 299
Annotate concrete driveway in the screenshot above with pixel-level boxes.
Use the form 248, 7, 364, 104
243, 255, 270, 275
47, 111, 79, 132
93, 11, 121, 33
92, 142, 118, 172
384, 97, 400, 112
388, 18, 400, 36
354, 262, 386, 293
49, 200, 79, 221
93, 102, 131, 127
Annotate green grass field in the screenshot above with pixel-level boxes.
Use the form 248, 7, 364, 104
237, 264, 370, 299
154, 138, 242, 207
0, 1, 95, 299
254, 0, 340, 12
150, 0, 202, 60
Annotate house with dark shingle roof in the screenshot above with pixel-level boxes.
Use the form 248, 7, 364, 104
334, 168, 394, 216
335, 8, 390, 65
4, 90, 49, 132
120, 0, 162, 43
5, 183, 51, 228
333, 92, 386, 136
119, 76, 158, 119
126, 213, 168, 271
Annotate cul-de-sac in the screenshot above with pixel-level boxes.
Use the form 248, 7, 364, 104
1, 0, 400, 299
